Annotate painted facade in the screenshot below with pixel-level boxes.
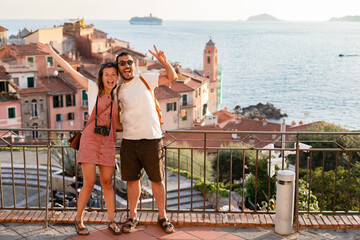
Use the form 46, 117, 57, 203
0, 26, 7, 47
203, 39, 219, 113
25, 27, 64, 54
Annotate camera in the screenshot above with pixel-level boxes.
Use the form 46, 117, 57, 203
94, 125, 110, 136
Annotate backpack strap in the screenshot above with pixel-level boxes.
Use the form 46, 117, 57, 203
139, 76, 163, 125
115, 84, 123, 130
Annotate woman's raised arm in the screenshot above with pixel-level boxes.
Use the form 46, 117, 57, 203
37, 42, 89, 90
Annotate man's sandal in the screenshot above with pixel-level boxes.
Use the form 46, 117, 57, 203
121, 218, 139, 233
108, 220, 122, 235
158, 217, 175, 234
74, 218, 90, 235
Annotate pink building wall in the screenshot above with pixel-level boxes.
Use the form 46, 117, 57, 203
0, 100, 22, 128
48, 89, 86, 130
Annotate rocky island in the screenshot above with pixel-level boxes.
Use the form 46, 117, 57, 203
247, 13, 281, 22
329, 15, 360, 22
234, 103, 287, 120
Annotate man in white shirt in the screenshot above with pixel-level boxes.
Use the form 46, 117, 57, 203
116, 46, 177, 234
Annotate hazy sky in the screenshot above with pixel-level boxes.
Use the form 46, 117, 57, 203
2, 0, 360, 21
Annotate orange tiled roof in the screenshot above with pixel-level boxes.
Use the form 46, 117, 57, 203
19, 87, 48, 94
164, 125, 234, 150
0, 26, 7, 31
37, 76, 76, 95
212, 109, 237, 125
112, 46, 146, 58
82, 65, 99, 79
57, 71, 82, 89
167, 81, 194, 92
180, 72, 209, 89
223, 118, 282, 132
147, 62, 162, 70
2, 43, 50, 57
181, 71, 208, 83
155, 85, 181, 100
222, 118, 317, 148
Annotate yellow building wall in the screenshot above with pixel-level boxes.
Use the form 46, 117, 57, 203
25, 27, 63, 54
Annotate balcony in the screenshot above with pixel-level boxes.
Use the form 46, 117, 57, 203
0, 128, 359, 237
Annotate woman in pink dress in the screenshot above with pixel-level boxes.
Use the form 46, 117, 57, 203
37, 43, 122, 235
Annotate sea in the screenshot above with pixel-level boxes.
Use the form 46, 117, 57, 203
2, 19, 360, 130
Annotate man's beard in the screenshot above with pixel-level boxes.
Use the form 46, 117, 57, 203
120, 69, 134, 81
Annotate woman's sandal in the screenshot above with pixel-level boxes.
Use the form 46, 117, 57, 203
121, 218, 139, 233
108, 220, 122, 235
158, 217, 175, 234
74, 218, 90, 235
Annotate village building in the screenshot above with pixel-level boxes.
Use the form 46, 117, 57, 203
154, 85, 181, 130
8, 28, 31, 45
0, 66, 22, 131
0, 26, 7, 47
19, 78, 49, 141
25, 26, 64, 54
208, 107, 237, 128
203, 39, 218, 113
0, 43, 58, 78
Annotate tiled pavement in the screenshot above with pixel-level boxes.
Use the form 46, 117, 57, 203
1, 210, 360, 239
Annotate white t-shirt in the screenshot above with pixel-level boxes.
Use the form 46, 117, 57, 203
87, 79, 99, 116
118, 73, 162, 140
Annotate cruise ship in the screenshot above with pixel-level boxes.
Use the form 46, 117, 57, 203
129, 14, 162, 25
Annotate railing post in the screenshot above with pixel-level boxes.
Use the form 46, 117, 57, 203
294, 134, 300, 232
45, 143, 51, 228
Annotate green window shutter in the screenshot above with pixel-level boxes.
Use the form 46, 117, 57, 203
73, 94, 76, 106
182, 95, 187, 106
60, 95, 63, 107
66, 95, 70, 107
82, 90, 88, 100
47, 56, 53, 66
167, 103, 170, 112
8, 108, 15, 119
53, 96, 57, 108
27, 77, 34, 88
174, 102, 177, 111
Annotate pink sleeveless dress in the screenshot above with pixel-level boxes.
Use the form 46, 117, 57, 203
78, 93, 118, 166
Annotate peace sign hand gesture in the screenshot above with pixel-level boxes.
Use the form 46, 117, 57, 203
148, 45, 168, 66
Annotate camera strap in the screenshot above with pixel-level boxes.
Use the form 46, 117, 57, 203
94, 94, 114, 131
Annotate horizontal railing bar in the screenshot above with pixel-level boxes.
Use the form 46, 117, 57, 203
166, 130, 360, 135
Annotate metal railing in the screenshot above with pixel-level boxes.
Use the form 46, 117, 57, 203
0, 128, 359, 229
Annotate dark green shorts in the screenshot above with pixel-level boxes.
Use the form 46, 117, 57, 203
120, 139, 165, 182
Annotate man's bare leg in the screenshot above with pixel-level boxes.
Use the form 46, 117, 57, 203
152, 181, 174, 233
123, 180, 141, 232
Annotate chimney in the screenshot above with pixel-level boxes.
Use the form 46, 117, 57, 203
235, 116, 241, 124
291, 121, 296, 127
299, 120, 303, 126
224, 107, 228, 112
263, 118, 268, 126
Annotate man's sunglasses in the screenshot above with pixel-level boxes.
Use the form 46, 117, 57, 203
118, 60, 134, 66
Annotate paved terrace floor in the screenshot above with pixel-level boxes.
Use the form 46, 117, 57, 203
1, 210, 360, 239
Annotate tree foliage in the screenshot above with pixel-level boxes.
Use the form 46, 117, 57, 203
303, 163, 360, 211
216, 143, 257, 183
288, 122, 360, 171
244, 157, 277, 207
